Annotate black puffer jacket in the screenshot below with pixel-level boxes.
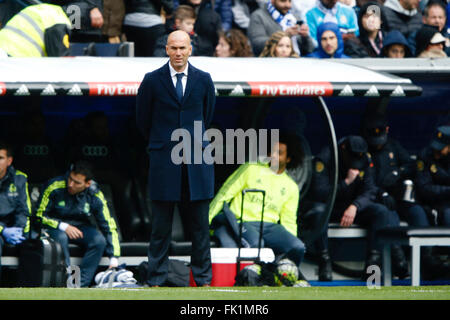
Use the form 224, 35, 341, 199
178, 0, 222, 56
125, 0, 174, 16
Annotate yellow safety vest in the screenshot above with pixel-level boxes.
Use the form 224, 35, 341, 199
0, 4, 71, 57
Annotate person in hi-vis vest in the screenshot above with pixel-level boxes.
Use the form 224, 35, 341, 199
0, 4, 71, 57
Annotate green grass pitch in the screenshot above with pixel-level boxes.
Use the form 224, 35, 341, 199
0, 286, 449, 300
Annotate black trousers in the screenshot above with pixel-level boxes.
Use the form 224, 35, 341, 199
304, 202, 401, 254
123, 24, 166, 57
147, 166, 212, 286
330, 203, 400, 253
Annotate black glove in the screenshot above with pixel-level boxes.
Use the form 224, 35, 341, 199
380, 192, 396, 211
382, 171, 400, 188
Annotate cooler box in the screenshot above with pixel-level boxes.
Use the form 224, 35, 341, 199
189, 248, 275, 287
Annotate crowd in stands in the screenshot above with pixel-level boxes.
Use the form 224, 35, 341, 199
0, 0, 450, 58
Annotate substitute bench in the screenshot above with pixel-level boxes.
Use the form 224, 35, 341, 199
378, 227, 450, 286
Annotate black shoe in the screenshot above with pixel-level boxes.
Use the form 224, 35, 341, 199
363, 250, 381, 281
422, 248, 450, 280
366, 250, 381, 267
391, 245, 410, 279
318, 250, 333, 281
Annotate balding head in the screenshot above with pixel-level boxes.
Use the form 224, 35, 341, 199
166, 30, 192, 72
167, 30, 191, 44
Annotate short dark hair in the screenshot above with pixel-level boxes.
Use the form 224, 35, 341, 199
175, 4, 196, 21
71, 160, 94, 182
278, 132, 305, 169
423, 0, 446, 18
0, 140, 13, 157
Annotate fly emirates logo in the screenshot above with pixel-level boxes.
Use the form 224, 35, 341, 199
89, 82, 140, 96
250, 82, 333, 97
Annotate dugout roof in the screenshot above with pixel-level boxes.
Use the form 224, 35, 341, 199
0, 57, 422, 98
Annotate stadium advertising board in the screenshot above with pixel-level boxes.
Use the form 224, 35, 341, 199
88, 82, 140, 96
0, 57, 421, 98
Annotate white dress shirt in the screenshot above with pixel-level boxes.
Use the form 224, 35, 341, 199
169, 62, 188, 95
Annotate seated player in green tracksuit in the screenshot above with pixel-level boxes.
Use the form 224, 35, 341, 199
0, 141, 31, 278
33, 160, 121, 287
209, 132, 306, 270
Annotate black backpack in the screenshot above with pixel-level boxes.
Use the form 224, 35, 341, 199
138, 260, 191, 287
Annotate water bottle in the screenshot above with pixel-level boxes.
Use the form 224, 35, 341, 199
402, 180, 415, 202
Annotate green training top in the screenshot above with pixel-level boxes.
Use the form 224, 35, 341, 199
209, 162, 299, 236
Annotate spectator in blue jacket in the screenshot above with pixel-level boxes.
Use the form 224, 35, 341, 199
0, 141, 30, 278
381, 30, 413, 57
306, 0, 359, 48
307, 21, 350, 57
34, 160, 121, 287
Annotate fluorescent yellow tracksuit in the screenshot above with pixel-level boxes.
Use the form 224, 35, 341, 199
209, 162, 299, 236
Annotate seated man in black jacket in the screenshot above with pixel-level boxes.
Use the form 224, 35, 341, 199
416, 125, 450, 227
306, 135, 408, 280
361, 116, 421, 225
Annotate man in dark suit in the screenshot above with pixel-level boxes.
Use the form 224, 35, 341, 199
136, 30, 216, 287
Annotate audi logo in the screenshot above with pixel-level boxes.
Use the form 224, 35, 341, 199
23, 145, 49, 156
82, 145, 109, 157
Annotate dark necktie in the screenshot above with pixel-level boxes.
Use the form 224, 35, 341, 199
175, 73, 184, 101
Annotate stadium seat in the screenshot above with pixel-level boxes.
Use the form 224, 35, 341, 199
327, 221, 409, 278
69, 42, 135, 57
13, 111, 61, 184
14, 143, 60, 185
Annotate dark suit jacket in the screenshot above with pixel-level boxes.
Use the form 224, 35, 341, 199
136, 61, 216, 201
